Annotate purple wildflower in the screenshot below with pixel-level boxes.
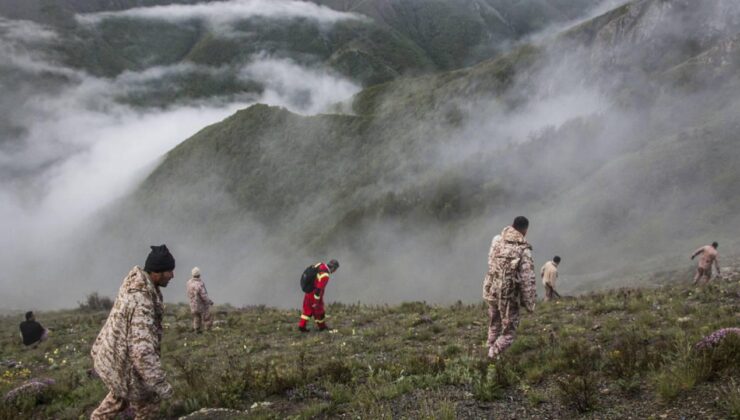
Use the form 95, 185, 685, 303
694, 328, 740, 351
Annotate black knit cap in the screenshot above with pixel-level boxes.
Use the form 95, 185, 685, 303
144, 244, 175, 273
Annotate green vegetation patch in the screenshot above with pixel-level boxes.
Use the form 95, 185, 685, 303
1, 278, 738, 418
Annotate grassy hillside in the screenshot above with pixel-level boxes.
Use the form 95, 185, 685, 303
1, 268, 738, 418
312, 0, 605, 68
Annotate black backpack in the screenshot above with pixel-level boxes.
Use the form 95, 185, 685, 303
300, 263, 320, 293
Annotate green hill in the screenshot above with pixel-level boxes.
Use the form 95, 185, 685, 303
99, 0, 740, 296
1, 267, 738, 418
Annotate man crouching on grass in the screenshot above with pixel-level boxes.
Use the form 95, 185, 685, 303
90, 245, 175, 419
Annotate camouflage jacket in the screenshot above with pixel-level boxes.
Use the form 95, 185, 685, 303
186, 277, 212, 314
482, 226, 537, 311
91, 266, 172, 401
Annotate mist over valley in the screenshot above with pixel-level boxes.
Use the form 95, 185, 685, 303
1, 0, 739, 310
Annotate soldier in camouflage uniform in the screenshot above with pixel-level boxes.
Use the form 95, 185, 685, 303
186, 267, 213, 333
90, 245, 176, 419
482, 216, 536, 359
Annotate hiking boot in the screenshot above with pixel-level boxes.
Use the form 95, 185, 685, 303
298, 326, 309, 333
317, 325, 330, 332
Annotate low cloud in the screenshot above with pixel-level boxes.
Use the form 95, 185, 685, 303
0, 17, 362, 309
239, 55, 361, 114
4, 1, 740, 311
76, 0, 365, 27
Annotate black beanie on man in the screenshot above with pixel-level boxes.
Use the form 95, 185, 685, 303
144, 244, 175, 273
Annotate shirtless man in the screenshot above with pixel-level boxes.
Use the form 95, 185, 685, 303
691, 241, 720, 285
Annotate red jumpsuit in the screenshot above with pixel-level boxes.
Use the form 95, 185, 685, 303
298, 262, 331, 330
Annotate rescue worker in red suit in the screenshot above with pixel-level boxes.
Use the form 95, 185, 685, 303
299, 259, 339, 332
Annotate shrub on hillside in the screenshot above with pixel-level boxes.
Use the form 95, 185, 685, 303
556, 373, 599, 413
720, 379, 740, 419
604, 329, 661, 379
555, 340, 601, 412
696, 332, 740, 380
77, 293, 113, 312
652, 334, 740, 403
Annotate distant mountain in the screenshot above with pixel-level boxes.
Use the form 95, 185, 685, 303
106, 0, 740, 300
0, 0, 613, 97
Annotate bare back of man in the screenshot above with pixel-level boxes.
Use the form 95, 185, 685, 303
692, 243, 720, 285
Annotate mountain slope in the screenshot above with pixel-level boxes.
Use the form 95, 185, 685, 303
0, 0, 617, 90
100, 0, 740, 304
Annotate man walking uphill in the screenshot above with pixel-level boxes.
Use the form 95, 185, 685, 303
298, 259, 339, 332
541, 256, 561, 302
186, 267, 213, 333
482, 216, 536, 359
90, 245, 176, 419
691, 241, 720, 285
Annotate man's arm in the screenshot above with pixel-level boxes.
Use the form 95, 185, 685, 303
691, 247, 704, 259
198, 284, 211, 306
714, 255, 721, 273
129, 295, 173, 399
519, 247, 537, 312
487, 235, 501, 274
313, 272, 330, 301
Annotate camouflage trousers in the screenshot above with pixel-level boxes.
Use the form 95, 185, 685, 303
486, 299, 520, 358
192, 309, 212, 332
90, 392, 159, 420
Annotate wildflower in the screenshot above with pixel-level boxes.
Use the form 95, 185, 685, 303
694, 327, 740, 351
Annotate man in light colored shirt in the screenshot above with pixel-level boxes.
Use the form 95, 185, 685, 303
541, 256, 561, 301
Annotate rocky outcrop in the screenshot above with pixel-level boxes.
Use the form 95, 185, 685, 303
178, 408, 248, 420
561, 0, 740, 72
3, 378, 55, 404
